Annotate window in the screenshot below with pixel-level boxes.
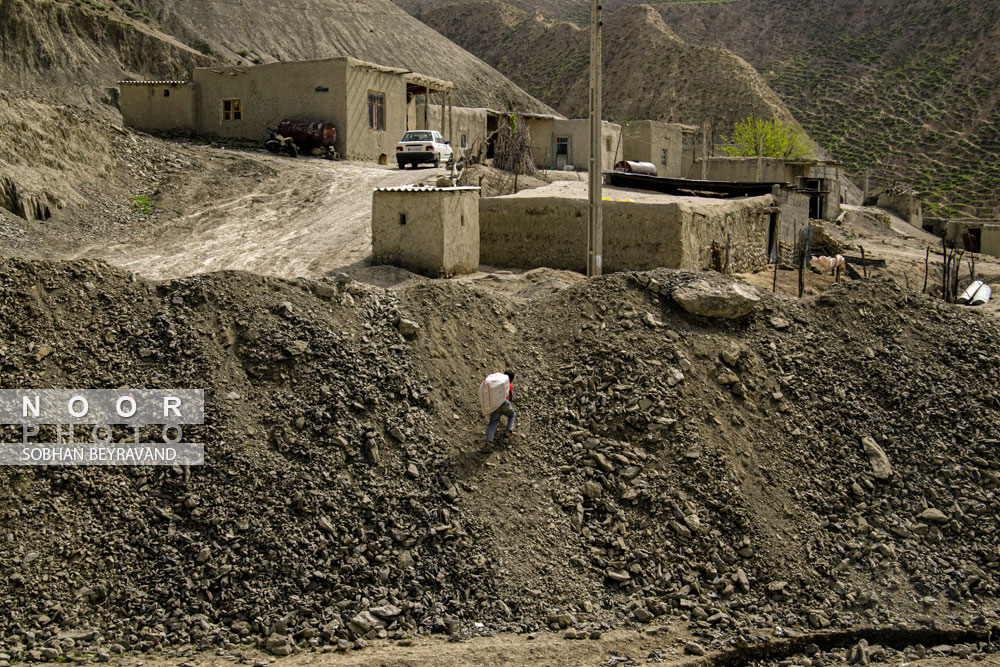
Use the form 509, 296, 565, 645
398, 213, 407, 226
460, 134, 468, 148
368, 92, 385, 131
606, 137, 612, 152
661, 148, 667, 166
163, 89, 170, 98
222, 98, 241, 121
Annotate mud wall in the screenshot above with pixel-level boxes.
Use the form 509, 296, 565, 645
877, 191, 923, 229
946, 220, 1000, 258
342, 63, 408, 161
372, 188, 479, 277
416, 104, 489, 156
119, 82, 196, 133
479, 190, 772, 273
622, 120, 686, 178
191, 59, 348, 146
539, 119, 622, 172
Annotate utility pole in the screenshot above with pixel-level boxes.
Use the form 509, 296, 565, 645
587, 0, 603, 277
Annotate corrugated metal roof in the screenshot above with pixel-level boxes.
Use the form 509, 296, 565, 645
373, 185, 480, 193
119, 80, 189, 85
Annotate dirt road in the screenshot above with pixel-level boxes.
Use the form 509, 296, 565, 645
84, 152, 448, 280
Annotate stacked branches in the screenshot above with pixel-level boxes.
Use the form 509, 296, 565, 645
491, 114, 544, 179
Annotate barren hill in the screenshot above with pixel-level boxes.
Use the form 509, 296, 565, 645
398, 0, 1000, 217
0, 0, 554, 113
413, 2, 804, 139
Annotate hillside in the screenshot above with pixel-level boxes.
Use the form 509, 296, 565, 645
398, 0, 1000, 217
0, 0, 554, 246
416, 2, 806, 141
0, 0, 554, 114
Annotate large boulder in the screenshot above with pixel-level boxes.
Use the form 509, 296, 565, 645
672, 280, 760, 319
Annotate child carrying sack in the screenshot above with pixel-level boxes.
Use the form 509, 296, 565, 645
478, 373, 510, 418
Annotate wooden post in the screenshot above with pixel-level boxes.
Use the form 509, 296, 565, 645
701, 123, 708, 180
942, 237, 948, 301
724, 231, 732, 274
448, 91, 453, 145
423, 85, 429, 130
440, 90, 446, 136
863, 168, 870, 203
922, 246, 929, 294
798, 227, 812, 298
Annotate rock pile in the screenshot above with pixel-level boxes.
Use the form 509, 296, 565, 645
0, 259, 998, 661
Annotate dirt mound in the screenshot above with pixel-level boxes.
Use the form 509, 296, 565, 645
405, 2, 805, 136
1, 259, 998, 659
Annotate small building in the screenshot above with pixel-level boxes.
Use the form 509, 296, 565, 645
875, 187, 923, 229
688, 156, 849, 221
945, 220, 1000, 257
621, 120, 698, 178
479, 181, 775, 273
371, 185, 480, 277
120, 57, 454, 161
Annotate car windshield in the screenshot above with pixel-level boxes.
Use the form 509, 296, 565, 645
402, 132, 432, 142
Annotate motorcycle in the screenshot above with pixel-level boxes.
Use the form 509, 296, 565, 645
264, 127, 298, 158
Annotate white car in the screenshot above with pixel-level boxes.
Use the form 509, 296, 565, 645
395, 130, 454, 169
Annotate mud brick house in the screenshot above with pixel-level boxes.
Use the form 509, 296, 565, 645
119, 57, 454, 161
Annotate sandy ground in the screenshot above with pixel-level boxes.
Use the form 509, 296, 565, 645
73, 152, 452, 280
93, 629, 1000, 667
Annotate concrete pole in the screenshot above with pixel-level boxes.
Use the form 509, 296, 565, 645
440, 91, 446, 135
587, 0, 603, 277
863, 167, 870, 202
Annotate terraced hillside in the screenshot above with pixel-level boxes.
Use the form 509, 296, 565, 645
412, 2, 807, 142
398, 0, 1000, 217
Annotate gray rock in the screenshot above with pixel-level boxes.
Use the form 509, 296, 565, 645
581, 481, 603, 499
685, 642, 706, 656
672, 280, 760, 319
265, 635, 291, 656
861, 436, 893, 480
397, 318, 421, 338
632, 607, 653, 623
919, 508, 949, 523
667, 368, 684, 386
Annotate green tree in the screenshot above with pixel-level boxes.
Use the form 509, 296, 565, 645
721, 117, 813, 159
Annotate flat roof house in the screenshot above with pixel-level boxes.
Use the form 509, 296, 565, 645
119, 57, 454, 161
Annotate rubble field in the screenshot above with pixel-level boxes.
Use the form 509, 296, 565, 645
0, 258, 998, 664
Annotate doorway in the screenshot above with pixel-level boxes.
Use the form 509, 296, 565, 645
767, 212, 778, 263
555, 136, 570, 170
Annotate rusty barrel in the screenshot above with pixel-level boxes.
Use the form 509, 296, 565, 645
276, 119, 337, 149
613, 160, 657, 176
